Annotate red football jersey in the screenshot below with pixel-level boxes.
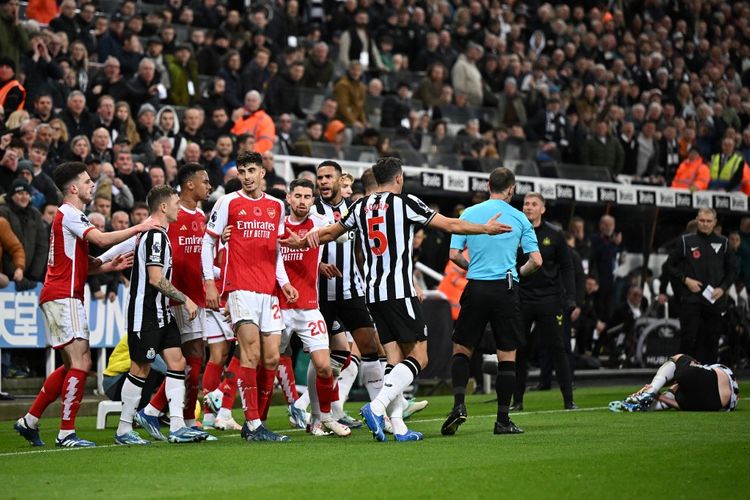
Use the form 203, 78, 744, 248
205, 191, 285, 295
279, 214, 325, 310
39, 203, 95, 304
167, 205, 207, 306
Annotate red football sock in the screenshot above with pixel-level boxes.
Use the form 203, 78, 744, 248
150, 380, 168, 411
183, 356, 203, 420
60, 368, 87, 431
316, 374, 335, 413
342, 354, 352, 370
276, 355, 299, 404
257, 366, 276, 421
202, 361, 223, 413
237, 366, 259, 421
221, 357, 241, 409
29, 365, 66, 419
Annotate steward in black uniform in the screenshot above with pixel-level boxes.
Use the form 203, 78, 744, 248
664, 208, 735, 363
513, 193, 577, 410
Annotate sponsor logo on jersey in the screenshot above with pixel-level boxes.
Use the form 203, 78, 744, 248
239, 209, 248, 216
711, 243, 722, 254
180, 224, 188, 231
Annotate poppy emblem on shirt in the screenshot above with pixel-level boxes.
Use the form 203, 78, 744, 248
692, 249, 701, 259
267, 207, 277, 218
253, 207, 262, 217
192, 221, 198, 231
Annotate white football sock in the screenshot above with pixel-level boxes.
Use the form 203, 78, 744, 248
372, 360, 419, 416
294, 390, 310, 411
217, 407, 232, 420
144, 403, 161, 417
117, 374, 145, 435
387, 395, 408, 435
650, 360, 676, 392
24, 413, 39, 429
166, 371, 186, 432
360, 358, 384, 402
337, 357, 360, 403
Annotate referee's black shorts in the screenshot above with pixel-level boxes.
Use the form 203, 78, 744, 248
368, 297, 427, 344
453, 279, 522, 351
320, 296, 374, 335
129, 320, 181, 364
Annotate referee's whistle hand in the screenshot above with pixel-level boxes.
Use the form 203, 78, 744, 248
485, 213, 513, 234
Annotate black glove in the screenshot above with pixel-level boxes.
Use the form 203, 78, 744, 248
14, 278, 37, 292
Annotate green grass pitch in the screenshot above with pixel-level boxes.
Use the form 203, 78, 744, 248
0, 384, 747, 499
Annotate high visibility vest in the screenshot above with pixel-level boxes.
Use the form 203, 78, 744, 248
709, 153, 743, 189
0, 79, 26, 112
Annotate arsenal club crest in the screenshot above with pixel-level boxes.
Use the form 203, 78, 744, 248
267, 207, 277, 218
297, 229, 308, 237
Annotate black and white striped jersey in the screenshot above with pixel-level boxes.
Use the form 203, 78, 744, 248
314, 198, 365, 301
340, 192, 436, 303
128, 228, 173, 332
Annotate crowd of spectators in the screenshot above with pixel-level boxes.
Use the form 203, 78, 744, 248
1, 0, 750, 373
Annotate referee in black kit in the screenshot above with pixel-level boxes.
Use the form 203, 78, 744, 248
441, 168, 542, 436
512, 192, 577, 411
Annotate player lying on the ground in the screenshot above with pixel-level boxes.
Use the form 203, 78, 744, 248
609, 354, 739, 412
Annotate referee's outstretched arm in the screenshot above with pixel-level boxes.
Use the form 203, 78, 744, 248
427, 212, 513, 236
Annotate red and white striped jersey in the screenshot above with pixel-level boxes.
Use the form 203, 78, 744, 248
39, 203, 95, 304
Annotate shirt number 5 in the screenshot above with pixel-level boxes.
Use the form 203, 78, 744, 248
368, 216, 388, 256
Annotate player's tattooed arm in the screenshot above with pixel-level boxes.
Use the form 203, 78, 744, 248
153, 276, 188, 304
449, 249, 469, 270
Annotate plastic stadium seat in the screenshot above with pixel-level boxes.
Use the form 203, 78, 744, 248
394, 147, 428, 167
96, 400, 121, 429
343, 145, 377, 162
504, 160, 541, 177
429, 153, 461, 170
299, 87, 327, 116
310, 142, 340, 159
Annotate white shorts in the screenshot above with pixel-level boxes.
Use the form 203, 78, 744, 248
205, 308, 235, 344
41, 298, 90, 349
171, 305, 207, 343
280, 308, 330, 353
227, 290, 285, 334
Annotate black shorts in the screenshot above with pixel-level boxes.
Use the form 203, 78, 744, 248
673, 355, 723, 411
453, 280, 522, 352
368, 297, 427, 344
320, 296, 374, 335
128, 321, 182, 364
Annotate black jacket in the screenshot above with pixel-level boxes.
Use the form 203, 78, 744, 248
519, 221, 576, 307
665, 230, 736, 307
